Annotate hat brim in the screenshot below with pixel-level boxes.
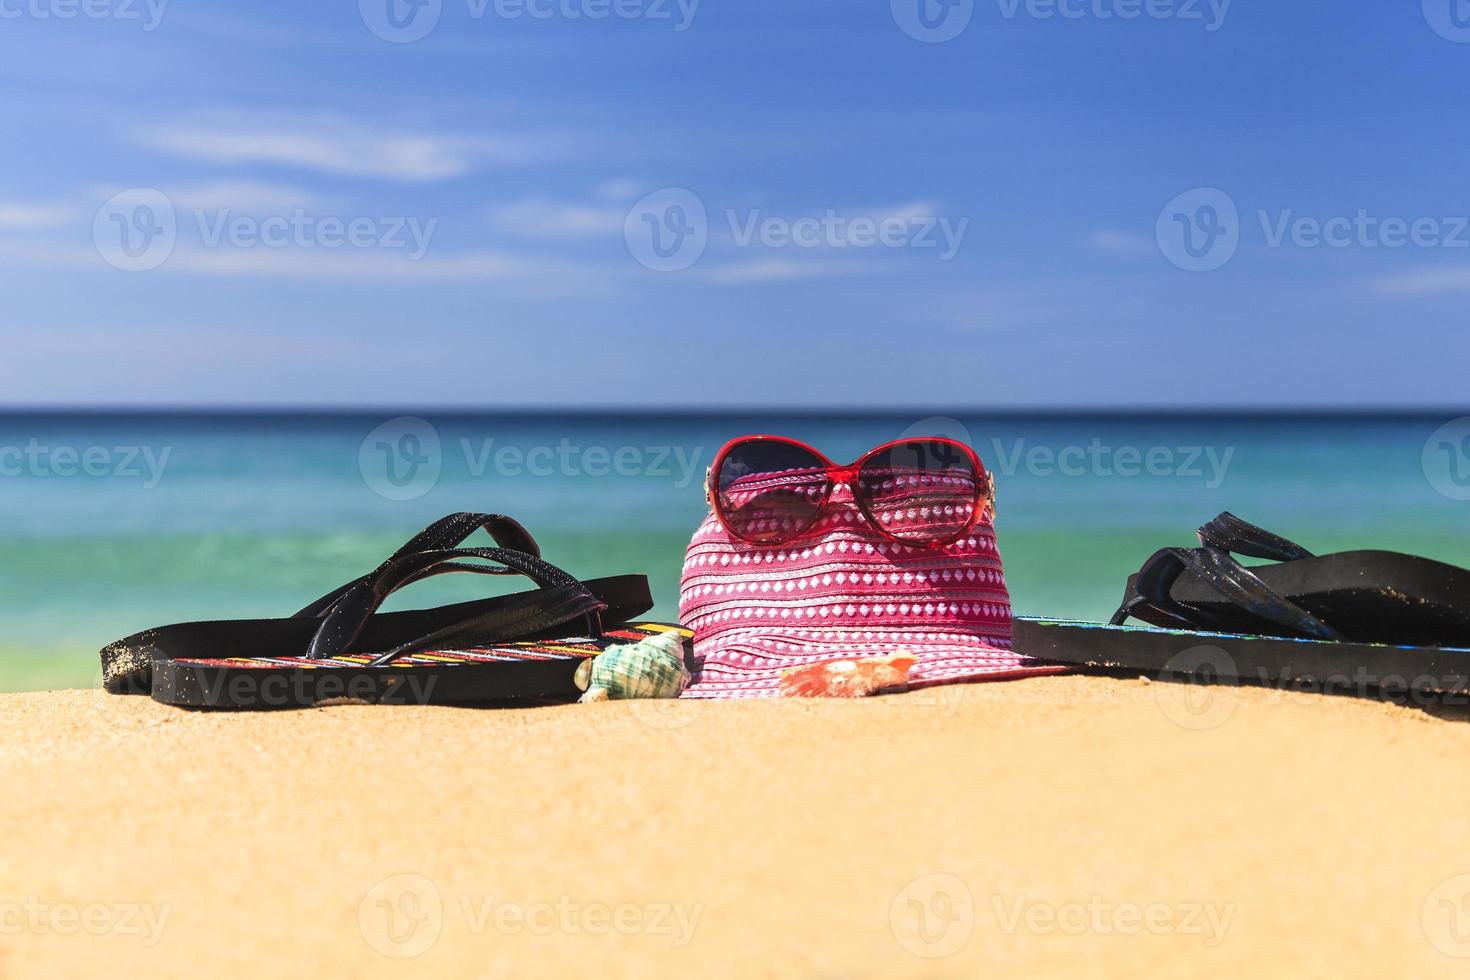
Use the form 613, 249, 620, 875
680, 628, 1069, 699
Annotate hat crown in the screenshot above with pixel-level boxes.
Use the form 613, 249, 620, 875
679, 493, 1012, 641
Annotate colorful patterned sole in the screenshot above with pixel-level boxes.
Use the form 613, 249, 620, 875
152, 623, 692, 709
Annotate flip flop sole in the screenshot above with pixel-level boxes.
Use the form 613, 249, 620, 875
1136, 551, 1470, 646
1014, 616, 1470, 696
150, 623, 691, 709
102, 574, 652, 695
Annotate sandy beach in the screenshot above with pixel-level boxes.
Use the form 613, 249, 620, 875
3, 675, 1469, 978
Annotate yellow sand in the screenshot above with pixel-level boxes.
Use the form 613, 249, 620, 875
3, 676, 1470, 978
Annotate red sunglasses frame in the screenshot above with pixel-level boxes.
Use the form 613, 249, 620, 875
705, 434, 995, 548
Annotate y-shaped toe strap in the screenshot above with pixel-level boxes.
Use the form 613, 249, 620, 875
1195, 511, 1314, 562
1111, 513, 1344, 642
294, 513, 540, 620
306, 546, 606, 663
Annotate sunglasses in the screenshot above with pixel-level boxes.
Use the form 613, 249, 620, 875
705, 435, 995, 548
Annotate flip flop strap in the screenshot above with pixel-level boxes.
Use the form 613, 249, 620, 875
293, 513, 540, 619
1195, 511, 1315, 561
306, 546, 604, 662
1112, 512, 1335, 638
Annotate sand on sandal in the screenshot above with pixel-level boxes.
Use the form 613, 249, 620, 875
3, 675, 1470, 978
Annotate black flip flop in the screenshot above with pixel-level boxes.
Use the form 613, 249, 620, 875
1014, 618, 1470, 697
1113, 512, 1470, 645
148, 621, 691, 709
1013, 513, 1470, 696
100, 512, 676, 709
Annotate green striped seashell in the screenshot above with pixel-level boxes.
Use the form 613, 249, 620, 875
576, 630, 690, 702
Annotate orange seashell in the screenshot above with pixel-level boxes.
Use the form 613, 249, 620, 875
778, 652, 918, 698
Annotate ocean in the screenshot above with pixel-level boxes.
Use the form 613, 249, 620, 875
3, 410, 1469, 692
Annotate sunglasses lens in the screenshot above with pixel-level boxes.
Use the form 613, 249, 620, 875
716, 441, 830, 543
856, 439, 982, 544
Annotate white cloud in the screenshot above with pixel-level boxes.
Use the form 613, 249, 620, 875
161, 247, 533, 281
873, 201, 943, 222
140, 116, 559, 181
704, 257, 865, 284
1374, 266, 1470, 296
593, 178, 643, 202
0, 204, 77, 230
489, 197, 625, 239
164, 180, 320, 213
1088, 229, 1156, 257
0, 323, 343, 362
0, 239, 598, 284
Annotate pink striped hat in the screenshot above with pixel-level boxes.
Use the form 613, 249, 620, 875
678, 470, 1067, 699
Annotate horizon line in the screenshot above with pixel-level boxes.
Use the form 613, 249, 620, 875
0, 405, 1466, 419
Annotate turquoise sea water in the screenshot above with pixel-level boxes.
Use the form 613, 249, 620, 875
3, 411, 1469, 692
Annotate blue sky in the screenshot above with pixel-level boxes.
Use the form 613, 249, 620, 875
0, 0, 1466, 408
